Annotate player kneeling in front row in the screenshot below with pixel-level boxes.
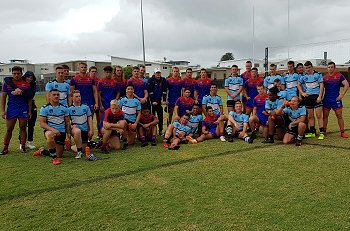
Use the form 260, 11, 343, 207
37, 89, 70, 165
100, 100, 127, 153
196, 106, 226, 143
163, 114, 192, 150
226, 101, 254, 143
68, 90, 94, 158
138, 106, 159, 147
276, 96, 307, 146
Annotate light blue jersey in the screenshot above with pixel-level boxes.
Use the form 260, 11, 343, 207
284, 73, 299, 100
187, 114, 203, 134
224, 76, 243, 101
40, 104, 68, 133
299, 72, 323, 95
118, 97, 141, 123
202, 94, 223, 115
229, 111, 249, 131
45, 80, 71, 107
173, 121, 191, 136
68, 104, 92, 131
263, 75, 285, 90
277, 90, 287, 100
283, 106, 306, 127
265, 98, 285, 111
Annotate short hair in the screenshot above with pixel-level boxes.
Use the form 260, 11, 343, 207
186, 68, 192, 72
291, 96, 300, 102
183, 113, 190, 118
132, 66, 140, 71
89, 66, 97, 72
200, 68, 207, 72
251, 67, 258, 71
12, 66, 22, 72
61, 64, 69, 70
257, 83, 264, 88
71, 90, 80, 96
231, 65, 238, 69
206, 106, 213, 112
273, 78, 281, 83
296, 63, 304, 68
270, 64, 277, 68
110, 99, 119, 107
287, 61, 295, 66
304, 61, 313, 67
328, 61, 336, 67
79, 62, 87, 67
139, 64, 145, 69
103, 66, 113, 72
126, 83, 134, 88
210, 83, 217, 88
269, 86, 279, 95
56, 66, 63, 71
246, 60, 252, 64
184, 87, 191, 92
50, 89, 59, 93
172, 66, 179, 70
234, 101, 242, 106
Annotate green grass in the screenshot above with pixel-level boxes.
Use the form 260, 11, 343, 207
1, 90, 350, 230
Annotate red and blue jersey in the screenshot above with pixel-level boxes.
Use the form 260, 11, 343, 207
182, 77, 196, 98
323, 72, 346, 102
2, 80, 30, 117
140, 114, 157, 124
127, 77, 146, 99
202, 114, 220, 133
70, 74, 96, 107
175, 96, 195, 117
103, 108, 125, 124
98, 78, 118, 110
116, 79, 127, 98
244, 77, 263, 108
195, 78, 213, 103
253, 93, 268, 120
167, 77, 182, 106
241, 71, 251, 83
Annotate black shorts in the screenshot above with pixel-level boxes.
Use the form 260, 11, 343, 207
286, 125, 299, 136
304, 94, 322, 109
44, 131, 66, 145
110, 130, 121, 138
81, 131, 89, 143
227, 100, 238, 108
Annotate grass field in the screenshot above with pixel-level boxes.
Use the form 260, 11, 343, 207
1, 90, 350, 230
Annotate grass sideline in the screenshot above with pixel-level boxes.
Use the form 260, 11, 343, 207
1, 90, 350, 230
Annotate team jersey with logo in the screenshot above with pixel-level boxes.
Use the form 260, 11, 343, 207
298, 72, 323, 95
241, 71, 251, 83
263, 75, 285, 90
118, 97, 141, 123
98, 78, 118, 109
70, 74, 96, 107
244, 77, 264, 105
2, 80, 30, 114
116, 79, 127, 98
283, 106, 306, 127
225, 76, 243, 101
40, 104, 68, 133
195, 78, 213, 103
253, 93, 269, 121
173, 121, 191, 137
284, 73, 299, 100
265, 98, 285, 111
277, 90, 287, 100
175, 96, 195, 117
323, 72, 346, 102
202, 94, 223, 115
103, 108, 125, 124
202, 114, 220, 133
166, 77, 182, 106
187, 114, 203, 134
182, 77, 197, 98
127, 77, 147, 99
45, 80, 71, 107
68, 104, 92, 131
229, 111, 249, 131
140, 114, 157, 125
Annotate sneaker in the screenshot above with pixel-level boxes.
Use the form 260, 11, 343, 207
248, 137, 253, 144
186, 136, 197, 144
122, 142, 128, 150
87, 153, 100, 161
75, 151, 83, 159
33, 147, 44, 156
20, 145, 27, 153
151, 140, 157, 146
26, 142, 36, 150
220, 136, 226, 142
100, 147, 109, 154
162, 141, 169, 148
295, 140, 302, 146
262, 137, 274, 143
52, 158, 61, 165
141, 141, 149, 147
168, 144, 180, 150
341, 133, 348, 138
0, 149, 9, 155
318, 133, 325, 140
228, 135, 233, 143
305, 133, 316, 138
250, 131, 257, 141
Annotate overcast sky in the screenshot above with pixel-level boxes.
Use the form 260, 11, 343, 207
1, 0, 350, 67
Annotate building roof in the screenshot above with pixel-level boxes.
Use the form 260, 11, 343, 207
111, 56, 172, 66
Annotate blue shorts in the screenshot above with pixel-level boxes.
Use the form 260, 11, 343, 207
7, 109, 29, 120
323, 100, 343, 110
257, 114, 268, 127
245, 99, 254, 109
242, 96, 247, 103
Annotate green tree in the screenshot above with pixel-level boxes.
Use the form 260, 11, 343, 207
123, 66, 133, 80
220, 52, 234, 61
